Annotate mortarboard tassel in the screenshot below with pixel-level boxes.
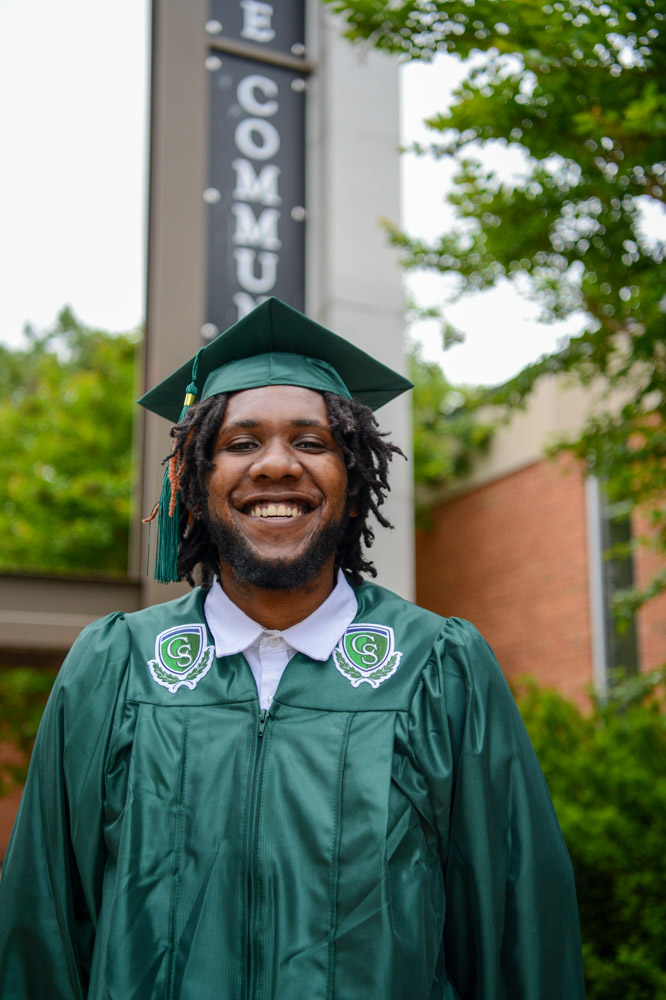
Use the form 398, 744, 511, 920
146, 348, 204, 584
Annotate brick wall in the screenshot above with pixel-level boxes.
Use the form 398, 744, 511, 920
415, 457, 595, 707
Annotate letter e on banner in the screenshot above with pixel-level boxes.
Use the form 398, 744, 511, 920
241, 1, 275, 43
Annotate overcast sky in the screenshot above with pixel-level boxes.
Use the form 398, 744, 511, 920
0, 0, 150, 344
1, 0, 586, 385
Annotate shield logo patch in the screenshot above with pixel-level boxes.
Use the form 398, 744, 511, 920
334, 623, 402, 689
148, 624, 214, 693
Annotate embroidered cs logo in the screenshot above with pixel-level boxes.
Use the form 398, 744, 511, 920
334, 624, 402, 689
148, 624, 214, 693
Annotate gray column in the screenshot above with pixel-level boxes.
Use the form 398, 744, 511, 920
141, 0, 209, 607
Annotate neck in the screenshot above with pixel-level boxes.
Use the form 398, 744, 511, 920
218, 558, 337, 630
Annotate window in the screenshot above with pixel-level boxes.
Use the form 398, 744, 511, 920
600, 495, 639, 679
586, 478, 639, 692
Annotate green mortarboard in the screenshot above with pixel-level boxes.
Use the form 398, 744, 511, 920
139, 296, 412, 420
139, 297, 412, 584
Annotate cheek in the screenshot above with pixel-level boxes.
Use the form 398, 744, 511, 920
328, 458, 350, 507
205, 466, 232, 511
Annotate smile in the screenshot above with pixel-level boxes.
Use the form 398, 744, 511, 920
244, 500, 313, 519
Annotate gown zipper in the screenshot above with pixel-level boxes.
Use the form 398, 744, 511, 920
245, 707, 270, 1000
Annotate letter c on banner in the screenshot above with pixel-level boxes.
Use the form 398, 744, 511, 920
237, 74, 279, 117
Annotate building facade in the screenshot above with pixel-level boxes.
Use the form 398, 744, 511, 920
415, 377, 666, 707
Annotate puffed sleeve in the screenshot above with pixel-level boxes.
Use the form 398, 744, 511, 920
409, 617, 585, 999
0, 613, 130, 1000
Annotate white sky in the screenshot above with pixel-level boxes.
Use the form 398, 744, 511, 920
0, 0, 150, 343
1, 1, 590, 385
399, 57, 585, 384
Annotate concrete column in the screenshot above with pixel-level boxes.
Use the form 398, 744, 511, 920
141, 0, 209, 607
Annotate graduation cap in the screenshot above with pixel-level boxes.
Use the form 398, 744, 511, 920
139, 297, 412, 583
139, 296, 412, 420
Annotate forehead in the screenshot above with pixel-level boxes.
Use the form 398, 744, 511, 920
220, 384, 330, 426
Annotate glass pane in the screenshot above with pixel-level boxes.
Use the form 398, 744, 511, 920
601, 496, 639, 678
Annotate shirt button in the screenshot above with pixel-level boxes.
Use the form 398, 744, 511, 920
268, 637, 280, 648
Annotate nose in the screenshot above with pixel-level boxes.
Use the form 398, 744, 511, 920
249, 438, 303, 481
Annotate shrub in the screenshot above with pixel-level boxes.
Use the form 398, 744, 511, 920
518, 676, 666, 999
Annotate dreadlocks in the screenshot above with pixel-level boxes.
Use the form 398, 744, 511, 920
321, 393, 404, 583
164, 391, 405, 588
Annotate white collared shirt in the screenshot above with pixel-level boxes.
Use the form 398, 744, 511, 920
204, 570, 358, 709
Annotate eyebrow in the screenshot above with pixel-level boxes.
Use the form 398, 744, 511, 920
221, 418, 331, 432
221, 420, 261, 431
290, 419, 331, 430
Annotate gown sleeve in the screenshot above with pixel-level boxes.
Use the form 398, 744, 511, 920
0, 613, 130, 1000
410, 617, 585, 1000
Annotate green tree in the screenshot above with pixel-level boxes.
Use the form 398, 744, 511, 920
517, 675, 666, 999
409, 345, 493, 510
325, 0, 666, 612
0, 308, 139, 576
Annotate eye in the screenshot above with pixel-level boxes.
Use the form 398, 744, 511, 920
295, 437, 329, 452
223, 438, 258, 452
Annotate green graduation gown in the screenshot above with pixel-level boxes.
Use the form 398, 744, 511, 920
0, 581, 584, 999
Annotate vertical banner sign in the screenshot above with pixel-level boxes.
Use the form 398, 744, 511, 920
205, 1, 307, 336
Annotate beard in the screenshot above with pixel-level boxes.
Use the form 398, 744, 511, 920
204, 506, 349, 591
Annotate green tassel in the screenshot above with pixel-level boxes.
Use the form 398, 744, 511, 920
153, 468, 181, 583
150, 350, 205, 584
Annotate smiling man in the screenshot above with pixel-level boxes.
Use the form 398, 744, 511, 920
0, 299, 585, 999
204, 385, 355, 612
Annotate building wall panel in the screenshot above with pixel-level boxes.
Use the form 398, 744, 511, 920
415, 458, 595, 706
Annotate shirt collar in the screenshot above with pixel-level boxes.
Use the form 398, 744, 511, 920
204, 570, 358, 662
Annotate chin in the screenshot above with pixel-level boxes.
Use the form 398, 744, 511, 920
228, 556, 326, 591
207, 513, 346, 591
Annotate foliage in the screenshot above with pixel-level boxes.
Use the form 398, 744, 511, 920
409, 344, 494, 504
0, 670, 56, 795
0, 309, 139, 576
325, 0, 666, 611
517, 674, 666, 999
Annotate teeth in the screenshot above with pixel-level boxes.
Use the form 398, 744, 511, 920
247, 503, 306, 518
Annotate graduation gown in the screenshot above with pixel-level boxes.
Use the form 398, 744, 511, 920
0, 581, 585, 999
